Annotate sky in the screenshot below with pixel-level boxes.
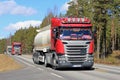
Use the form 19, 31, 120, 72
0, 0, 70, 39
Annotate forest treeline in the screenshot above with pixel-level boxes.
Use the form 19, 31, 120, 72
0, 0, 120, 59
0, 27, 38, 54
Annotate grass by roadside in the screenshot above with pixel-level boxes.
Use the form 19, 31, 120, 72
95, 50, 120, 66
0, 54, 23, 72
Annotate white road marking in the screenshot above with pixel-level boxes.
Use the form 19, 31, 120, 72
97, 67, 120, 74
37, 68, 44, 71
15, 55, 45, 71
94, 64, 120, 73
51, 73, 64, 79
17, 56, 32, 63
15, 57, 35, 67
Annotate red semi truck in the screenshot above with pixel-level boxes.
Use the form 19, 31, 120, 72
33, 17, 95, 69
11, 42, 22, 55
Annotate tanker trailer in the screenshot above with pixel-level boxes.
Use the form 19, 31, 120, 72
33, 25, 50, 64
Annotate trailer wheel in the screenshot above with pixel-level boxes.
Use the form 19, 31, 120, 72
33, 57, 36, 64
33, 55, 39, 64
44, 56, 49, 67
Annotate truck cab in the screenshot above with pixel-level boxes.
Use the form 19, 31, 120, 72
12, 42, 22, 55
33, 17, 94, 69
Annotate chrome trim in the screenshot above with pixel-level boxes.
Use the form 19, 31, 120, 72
62, 40, 91, 62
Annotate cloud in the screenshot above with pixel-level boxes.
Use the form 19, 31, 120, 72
0, 0, 37, 16
60, 0, 78, 12
60, 2, 70, 12
5, 20, 41, 31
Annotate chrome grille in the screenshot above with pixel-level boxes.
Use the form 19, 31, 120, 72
65, 44, 87, 62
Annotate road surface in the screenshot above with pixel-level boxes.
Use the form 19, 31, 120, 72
0, 55, 120, 80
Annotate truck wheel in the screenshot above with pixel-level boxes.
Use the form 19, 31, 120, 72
33, 58, 36, 64
44, 57, 48, 67
84, 66, 93, 70
52, 57, 58, 70
33, 56, 39, 64
36, 58, 40, 64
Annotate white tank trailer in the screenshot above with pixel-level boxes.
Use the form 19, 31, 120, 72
33, 25, 52, 65
34, 25, 51, 52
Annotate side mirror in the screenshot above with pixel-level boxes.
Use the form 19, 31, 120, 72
52, 28, 58, 39
53, 28, 57, 33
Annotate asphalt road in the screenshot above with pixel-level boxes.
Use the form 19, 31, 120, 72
0, 55, 120, 80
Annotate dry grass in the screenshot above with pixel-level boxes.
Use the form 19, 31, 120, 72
0, 54, 22, 72
95, 50, 120, 66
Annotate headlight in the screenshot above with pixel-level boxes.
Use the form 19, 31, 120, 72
59, 61, 66, 63
87, 54, 94, 61
88, 57, 94, 61
58, 56, 66, 61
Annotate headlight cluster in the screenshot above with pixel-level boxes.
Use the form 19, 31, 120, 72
88, 57, 94, 61
58, 56, 66, 61
58, 56, 66, 63
87, 54, 94, 62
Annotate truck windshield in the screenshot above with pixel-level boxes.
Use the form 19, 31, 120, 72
14, 45, 21, 49
60, 27, 92, 40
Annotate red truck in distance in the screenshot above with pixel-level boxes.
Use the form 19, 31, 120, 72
11, 42, 22, 55
33, 17, 95, 69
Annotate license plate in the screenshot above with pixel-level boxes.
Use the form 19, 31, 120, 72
73, 65, 82, 67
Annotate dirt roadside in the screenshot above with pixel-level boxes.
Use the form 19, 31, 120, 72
0, 54, 23, 72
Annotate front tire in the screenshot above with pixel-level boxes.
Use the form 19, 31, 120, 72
84, 66, 93, 70
52, 57, 58, 70
33, 57, 37, 64
44, 56, 49, 67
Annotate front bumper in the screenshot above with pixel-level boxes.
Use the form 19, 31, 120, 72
56, 53, 94, 68
57, 60, 94, 68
